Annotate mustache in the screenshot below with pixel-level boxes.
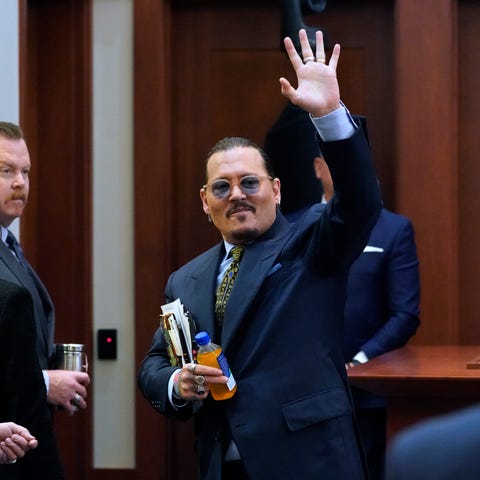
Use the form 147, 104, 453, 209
8, 192, 27, 202
227, 201, 255, 217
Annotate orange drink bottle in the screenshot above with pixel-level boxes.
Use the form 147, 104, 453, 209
194, 331, 237, 400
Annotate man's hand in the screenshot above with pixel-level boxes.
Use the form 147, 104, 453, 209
279, 29, 341, 118
46, 369, 90, 415
0, 422, 38, 464
174, 363, 227, 402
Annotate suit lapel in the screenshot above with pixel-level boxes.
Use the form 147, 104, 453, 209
184, 244, 223, 340
0, 240, 26, 283
0, 240, 52, 357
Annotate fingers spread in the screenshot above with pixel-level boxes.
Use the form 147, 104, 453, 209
283, 36, 303, 71
315, 31, 326, 62
328, 44, 341, 71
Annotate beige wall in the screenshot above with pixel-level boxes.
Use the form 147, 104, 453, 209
92, 0, 135, 469
0, 0, 20, 239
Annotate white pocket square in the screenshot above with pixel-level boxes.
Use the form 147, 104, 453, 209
363, 245, 384, 253
267, 263, 282, 276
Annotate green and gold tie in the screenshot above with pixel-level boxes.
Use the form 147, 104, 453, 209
215, 246, 245, 325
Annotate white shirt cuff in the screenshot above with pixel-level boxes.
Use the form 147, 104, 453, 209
310, 102, 357, 142
168, 369, 188, 409
353, 351, 369, 364
43, 370, 49, 393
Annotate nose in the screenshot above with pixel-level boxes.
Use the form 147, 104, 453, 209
12, 171, 26, 188
229, 183, 246, 200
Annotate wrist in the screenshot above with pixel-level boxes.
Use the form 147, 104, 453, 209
173, 370, 182, 399
310, 102, 342, 119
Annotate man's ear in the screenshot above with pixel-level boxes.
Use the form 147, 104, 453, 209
313, 156, 324, 179
200, 188, 210, 215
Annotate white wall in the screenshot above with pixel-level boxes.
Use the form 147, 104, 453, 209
0, 0, 20, 238
93, 0, 135, 468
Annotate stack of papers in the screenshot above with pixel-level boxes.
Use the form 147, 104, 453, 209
160, 298, 196, 366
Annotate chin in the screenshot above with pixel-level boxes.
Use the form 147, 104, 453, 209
229, 228, 260, 244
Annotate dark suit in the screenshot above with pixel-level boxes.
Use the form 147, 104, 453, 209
386, 404, 480, 480
344, 208, 420, 368
343, 208, 420, 479
0, 233, 55, 369
138, 128, 382, 479
0, 279, 63, 478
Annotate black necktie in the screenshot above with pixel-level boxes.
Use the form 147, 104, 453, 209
215, 246, 245, 326
6, 231, 27, 268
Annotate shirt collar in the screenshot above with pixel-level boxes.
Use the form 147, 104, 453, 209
0, 225, 8, 243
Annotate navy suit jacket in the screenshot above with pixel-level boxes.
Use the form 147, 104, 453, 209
0, 279, 63, 478
0, 235, 55, 369
138, 127, 382, 480
343, 208, 420, 408
386, 404, 480, 480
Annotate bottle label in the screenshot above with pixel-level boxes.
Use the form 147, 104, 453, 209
217, 352, 236, 391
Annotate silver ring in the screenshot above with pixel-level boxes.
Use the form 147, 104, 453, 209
72, 393, 82, 406
8, 459, 17, 464
188, 363, 197, 373
196, 384, 206, 395
195, 375, 206, 385
304, 56, 315, 63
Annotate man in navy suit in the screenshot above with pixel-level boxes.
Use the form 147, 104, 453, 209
138, 29, 382, 480
314, 155, 420, 479
0, 121, 90, 416
386, 404, 480, 480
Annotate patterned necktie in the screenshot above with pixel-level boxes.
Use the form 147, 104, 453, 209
215, 246, 245, 325
6, 231, 27, 268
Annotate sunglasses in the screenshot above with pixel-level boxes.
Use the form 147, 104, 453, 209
202, 175, 273, 199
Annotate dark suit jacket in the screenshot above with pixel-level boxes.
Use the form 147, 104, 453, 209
138, 127, 382, 480
386, 404, 480, 480
343, 208, 420, 408
0, 236, 55, 369
0, 279, 63, 479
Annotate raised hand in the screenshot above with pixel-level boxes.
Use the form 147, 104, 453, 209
279, 29, 341, 118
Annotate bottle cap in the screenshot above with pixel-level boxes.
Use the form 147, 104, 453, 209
195, 331, 211, 346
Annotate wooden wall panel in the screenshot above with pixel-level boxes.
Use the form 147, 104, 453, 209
20, 1, 93, 479
133, 1, 177, 479
458, 1, 480, 343
395, 0, 459, 344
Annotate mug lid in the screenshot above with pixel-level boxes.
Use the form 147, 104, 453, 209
56, 343, 85, 352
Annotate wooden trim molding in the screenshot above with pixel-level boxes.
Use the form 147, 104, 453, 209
19, 1, 93, 478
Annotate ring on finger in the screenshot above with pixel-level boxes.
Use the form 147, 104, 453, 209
303, 56, 315, 63
316, 58, 326, 63
195, 375, 206, 385
8, 459, 17, 464
196, 384, 206, 394
187, 363, 197, 373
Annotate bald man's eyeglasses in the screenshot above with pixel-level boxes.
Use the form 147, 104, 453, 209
202, 175, 273, 199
